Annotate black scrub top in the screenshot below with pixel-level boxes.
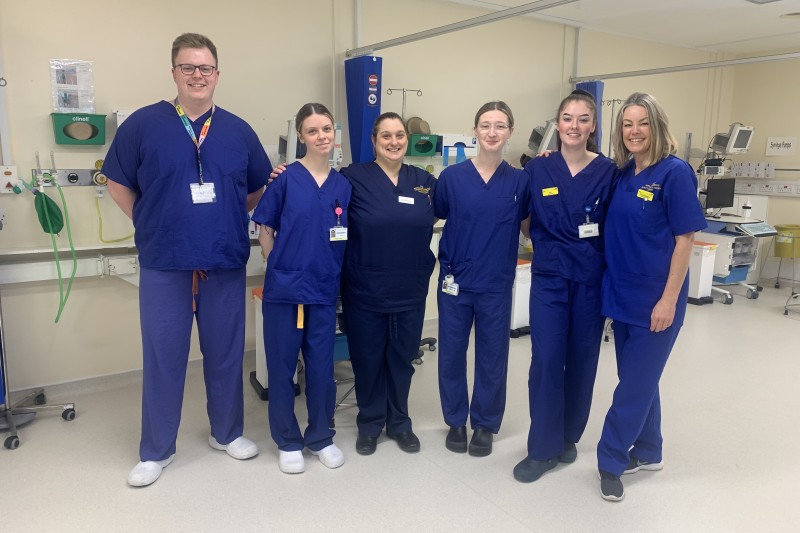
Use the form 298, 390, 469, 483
340, 162, 437, 312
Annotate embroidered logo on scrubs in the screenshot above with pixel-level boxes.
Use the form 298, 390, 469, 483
637, 189, 654, 201
542, 187, 559, 196
413, 186, 431, 194
641, 182, 661, 192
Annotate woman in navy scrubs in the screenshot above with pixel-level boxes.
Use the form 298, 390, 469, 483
513, 90, 617, 482
435, 101, 529, 457
340, 112, 437, 456
596, 93, 706, 501
252, 103, 352, 474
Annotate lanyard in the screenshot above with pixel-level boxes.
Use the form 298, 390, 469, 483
175, 100, 214, 185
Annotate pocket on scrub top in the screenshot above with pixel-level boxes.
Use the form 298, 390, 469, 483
635, 199, 665, 234
495, 196, 518, 224
223, 146, 249, 187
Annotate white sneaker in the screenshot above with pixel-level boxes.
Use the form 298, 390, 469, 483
279, 450, 305, 474
310, 444, 345, 469
208, 435, 259, 460
127, 454, 175, 487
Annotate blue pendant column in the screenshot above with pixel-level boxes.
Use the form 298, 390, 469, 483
345, 55, 382, 163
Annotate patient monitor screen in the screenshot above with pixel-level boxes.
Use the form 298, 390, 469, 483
703, 178, 736, 210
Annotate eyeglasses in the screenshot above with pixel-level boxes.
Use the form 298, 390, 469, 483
174, 64, 217, 76
477, 122, 510, 132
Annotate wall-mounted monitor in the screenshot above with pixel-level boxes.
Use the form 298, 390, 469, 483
711, 123, 754, 155
528, 120, 558, 153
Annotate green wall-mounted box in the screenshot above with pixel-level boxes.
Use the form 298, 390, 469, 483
51, 113, 106, 145
406, 134, 438, 157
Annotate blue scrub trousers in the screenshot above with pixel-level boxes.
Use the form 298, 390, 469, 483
262, 301, 336, 452
527, 274, 604, 460
138, 267, 246, 462
437, 289, 511, 433
342, 300, 425, 437
597, 320, 679, 476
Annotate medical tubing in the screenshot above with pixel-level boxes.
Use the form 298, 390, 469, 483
40, 189, 66, 323
53, 181, 78, 323
95, 196, 134, 243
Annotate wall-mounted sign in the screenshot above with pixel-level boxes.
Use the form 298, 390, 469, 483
766, 136, 796, 156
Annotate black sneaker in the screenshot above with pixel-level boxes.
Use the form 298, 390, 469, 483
599, 470, 625, 501
623, 457, 664, 475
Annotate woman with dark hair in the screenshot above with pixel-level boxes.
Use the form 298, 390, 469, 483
514, 90, 617, 483
340, 112, 437, 456
253, 103, 351, 474
435, 101, 530, 457
596, 93, 706, 501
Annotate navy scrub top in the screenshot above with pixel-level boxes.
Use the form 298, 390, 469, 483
602, 155, 707, 328
435, 160, 530, 293
525, 152, 618, 286
252, 161, 352, 305
340, 162, 437, 312
101, 100, 272, 270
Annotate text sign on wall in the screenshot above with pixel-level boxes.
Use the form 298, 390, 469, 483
766, 136, 796, 156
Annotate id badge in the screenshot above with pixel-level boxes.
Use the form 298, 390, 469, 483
330, 226, 348, 241
442, 274, 459, 296
190, 182, 216, 204
579, 222, 600, 239
398, 196, 415, 205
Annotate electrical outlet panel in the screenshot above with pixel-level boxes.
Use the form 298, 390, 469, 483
757, 182, 775, 194
775, 182, 796, 194
734, 181, 757, 194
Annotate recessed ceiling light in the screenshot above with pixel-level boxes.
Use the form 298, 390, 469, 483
745, 0, 783, 4
780, 12, 800, 18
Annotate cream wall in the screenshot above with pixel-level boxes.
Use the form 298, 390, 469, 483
729, 52, 800, 226
0, 0, 771, 390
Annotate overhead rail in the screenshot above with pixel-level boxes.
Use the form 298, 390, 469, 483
570, 51, 800, 83
346, 0, 578, 57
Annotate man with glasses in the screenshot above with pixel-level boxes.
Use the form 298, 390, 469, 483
102, 33, 272, 487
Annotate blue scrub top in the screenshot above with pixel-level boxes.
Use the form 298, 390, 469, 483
602, 155, 707, 328
252, 161, 351, 305
525, 152, 618, 286
102, 101, 271, 270
435, 160, 530, 292
340, 162, 436, 312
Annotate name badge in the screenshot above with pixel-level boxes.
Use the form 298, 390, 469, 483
190, 182, 217, 204
330, 226, 348, 241
442, 274, 459, 296
542, 187, 559, 196
579, 222, 600, 239
398, 196, 414, 205
637, 189, 654, 201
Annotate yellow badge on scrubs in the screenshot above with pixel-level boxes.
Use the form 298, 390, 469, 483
637, 189, 654, 201
542, 187, 559, 196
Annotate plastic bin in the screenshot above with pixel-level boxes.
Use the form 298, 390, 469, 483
774, 224, 800, 259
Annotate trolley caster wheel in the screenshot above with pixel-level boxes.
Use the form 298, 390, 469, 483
785, 309, 790, 316
775, 282, 781, 289
604, 335, 610, 342
723, 295, 733, 305
35, 393, 46, 405
756, 285, 763, 292
4, 435, 20, 450
62, 408, 76, 421
428, 344, 436, 352
412, 357, 424, 365
510, 329, 520, 339
747, 289, 759, 300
